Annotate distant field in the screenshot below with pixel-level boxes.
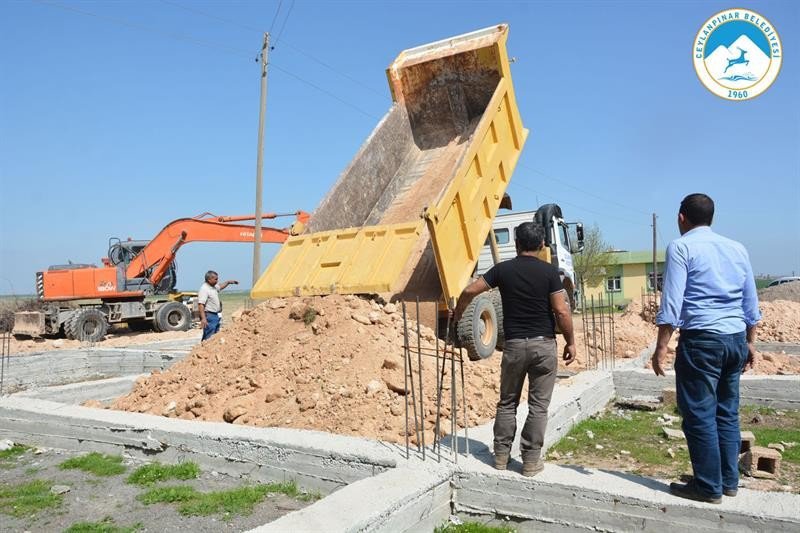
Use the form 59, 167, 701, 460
756, 278, 775, 290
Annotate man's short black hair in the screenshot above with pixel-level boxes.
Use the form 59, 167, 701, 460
679, 193, 714, 226
205, 270, 218, 283
515, 222, 545, 252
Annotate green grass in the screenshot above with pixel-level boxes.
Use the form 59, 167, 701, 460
138, 480, 319, 518
126, 461, 200, 486
0, 479, 63, 518
59, 453, 126, 477
435, 522, 516, 533
64, 517, 143, 533
740, 406, 800, 463
550, 408, 691, 476
0, 444, 29, 468
302, 307, 317, 325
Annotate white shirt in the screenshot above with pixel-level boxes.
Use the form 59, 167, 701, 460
198, 282, 221, 313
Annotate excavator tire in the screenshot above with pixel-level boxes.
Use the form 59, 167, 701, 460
457, 292, 498, 361
155, 302, 191, 332
490, 289, 505, 351
65, 308, 108, 342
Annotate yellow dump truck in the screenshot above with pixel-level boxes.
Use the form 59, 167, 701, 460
253, 24, 528, 359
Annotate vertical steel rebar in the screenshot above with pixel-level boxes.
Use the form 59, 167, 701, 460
434, 308, 441, 461
402, 303, 409, 459
404, 304, 422, 452
609, 290, 616, 368
451, 333, 458, 462
590, 295, 598, 369
415, 298, 426, 459
459, 346, 468, 456
435, 312, 451, 459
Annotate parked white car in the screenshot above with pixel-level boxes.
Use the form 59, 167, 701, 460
767, 276, 800, 287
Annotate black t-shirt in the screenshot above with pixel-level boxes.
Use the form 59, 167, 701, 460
481, 255, 563, 340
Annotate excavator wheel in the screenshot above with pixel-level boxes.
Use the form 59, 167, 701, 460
457, 292, 498, 361
489, 289, 505, 351
65, 308, 109, 342
155, 301, 191, 332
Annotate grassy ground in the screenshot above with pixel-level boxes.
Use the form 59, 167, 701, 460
60, 453, 127, 477
550, 403, 800, 491
435, 522, 516, 533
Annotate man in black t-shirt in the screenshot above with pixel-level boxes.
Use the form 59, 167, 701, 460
455, 222, 576, 476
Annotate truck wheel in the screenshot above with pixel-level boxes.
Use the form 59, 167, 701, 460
65, 308, 108, 342
490, 289, 505, 351
457, 292, 498, 361
155, 302, 191, 332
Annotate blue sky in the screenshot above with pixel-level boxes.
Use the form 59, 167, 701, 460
1, 0, 798, 295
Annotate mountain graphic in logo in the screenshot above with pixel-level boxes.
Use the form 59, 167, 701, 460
705, 35, 770, 85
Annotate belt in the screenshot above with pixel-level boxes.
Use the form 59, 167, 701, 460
509, 336, 555, 341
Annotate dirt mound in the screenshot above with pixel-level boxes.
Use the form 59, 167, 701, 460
758, 300, 800, 343
759, 281, 800, 303
111, 295, 503, 444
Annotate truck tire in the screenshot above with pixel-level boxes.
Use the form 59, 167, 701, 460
65, 308, 108, 342
457, 292, 498, 361
490, 289, 505, 351
155, 302, 191, 332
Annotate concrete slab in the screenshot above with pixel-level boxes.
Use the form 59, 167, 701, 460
13, 374, 142, 404
756, 342, 800, 355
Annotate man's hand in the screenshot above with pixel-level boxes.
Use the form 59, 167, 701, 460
563, 343, 576, 366
201, 317, 208, 329
226, 280, 239, 285
743, 342, 758, 372
652, 345, 668, 376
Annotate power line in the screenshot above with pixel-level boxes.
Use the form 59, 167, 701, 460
157, 0, 384, 98
33, 0, 381, 120
509, 179, 648, 227
270, 64, 380, 120
273, 0, 295, 46
518, 162, 651, 216
269, 0, 283, 33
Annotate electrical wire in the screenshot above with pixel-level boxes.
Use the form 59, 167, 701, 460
518, 162, 651, 216
273, 0, 295, 46
269, 0, 283, 33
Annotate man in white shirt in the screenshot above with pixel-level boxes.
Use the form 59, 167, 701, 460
198, 270, 238, 341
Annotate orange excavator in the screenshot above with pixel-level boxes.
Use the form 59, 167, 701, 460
13, 211, 309, 342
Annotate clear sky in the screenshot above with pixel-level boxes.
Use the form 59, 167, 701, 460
1, 0, 798, 295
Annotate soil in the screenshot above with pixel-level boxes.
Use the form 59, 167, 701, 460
757, 300, 800, 343
0, 443, 313, 532
759, 281, 800, 303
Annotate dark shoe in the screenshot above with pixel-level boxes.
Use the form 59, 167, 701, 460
494, 453, 509, 470
669, 482, 722, 504
522, 459, 544, 477
679, 475, 737, 497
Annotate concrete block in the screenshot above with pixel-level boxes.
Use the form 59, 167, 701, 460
740, 430, 756, 453
662, 387, 677, 405
740, 446, 782, 479
662, 427, 685, 440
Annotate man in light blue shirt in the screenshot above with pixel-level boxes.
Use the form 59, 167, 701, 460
653, 193, 760, 504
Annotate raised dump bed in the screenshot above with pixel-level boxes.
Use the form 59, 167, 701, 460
252, 24, 527, 304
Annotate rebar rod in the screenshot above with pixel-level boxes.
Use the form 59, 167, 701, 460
416, 298, 426, 459
402, 302, 421, 452
402, 303, 410, 459
591, 295, 598, 369
459, 346, 468, 456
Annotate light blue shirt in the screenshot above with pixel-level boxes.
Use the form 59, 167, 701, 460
656, 226, 761, 334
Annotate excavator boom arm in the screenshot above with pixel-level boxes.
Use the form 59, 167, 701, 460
125, 212, 309, 285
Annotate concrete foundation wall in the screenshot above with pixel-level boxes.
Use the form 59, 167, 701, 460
613, 369, 800, 409
453, 471, 800, 532
0, 396, 396, 494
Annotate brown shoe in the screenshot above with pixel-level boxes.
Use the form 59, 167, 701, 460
494, 453, 509, 470
522, 459, 544, 477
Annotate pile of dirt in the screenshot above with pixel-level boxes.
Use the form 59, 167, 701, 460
759, 281, 800, 303
758, 300, 800, 343
111, 295, 504, 444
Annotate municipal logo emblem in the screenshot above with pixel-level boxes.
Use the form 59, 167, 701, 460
693, 8, 782, 100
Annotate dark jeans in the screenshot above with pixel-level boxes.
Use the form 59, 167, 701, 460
493, 337, 557, 461
675, 329, 747, 498
202, 312, 221, 341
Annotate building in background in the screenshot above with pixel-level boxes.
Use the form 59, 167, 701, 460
581, 250, 665, 306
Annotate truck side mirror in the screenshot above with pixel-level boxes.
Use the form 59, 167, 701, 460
575, 223, 585, 252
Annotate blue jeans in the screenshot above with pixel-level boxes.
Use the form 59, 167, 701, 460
675, 330, 747, 497
202, 312, 221, 341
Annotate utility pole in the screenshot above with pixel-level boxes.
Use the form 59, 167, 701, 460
651, 213, 658, 293
252, 32, 270, 288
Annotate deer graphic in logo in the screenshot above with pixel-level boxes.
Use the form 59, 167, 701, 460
724, 48, 749, 73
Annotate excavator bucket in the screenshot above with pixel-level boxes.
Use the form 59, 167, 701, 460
252, 24, 527, 302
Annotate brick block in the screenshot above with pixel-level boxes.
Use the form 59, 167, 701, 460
661, 387, 677, 406
739, 446, 782, 479
740, 430, 756, 453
